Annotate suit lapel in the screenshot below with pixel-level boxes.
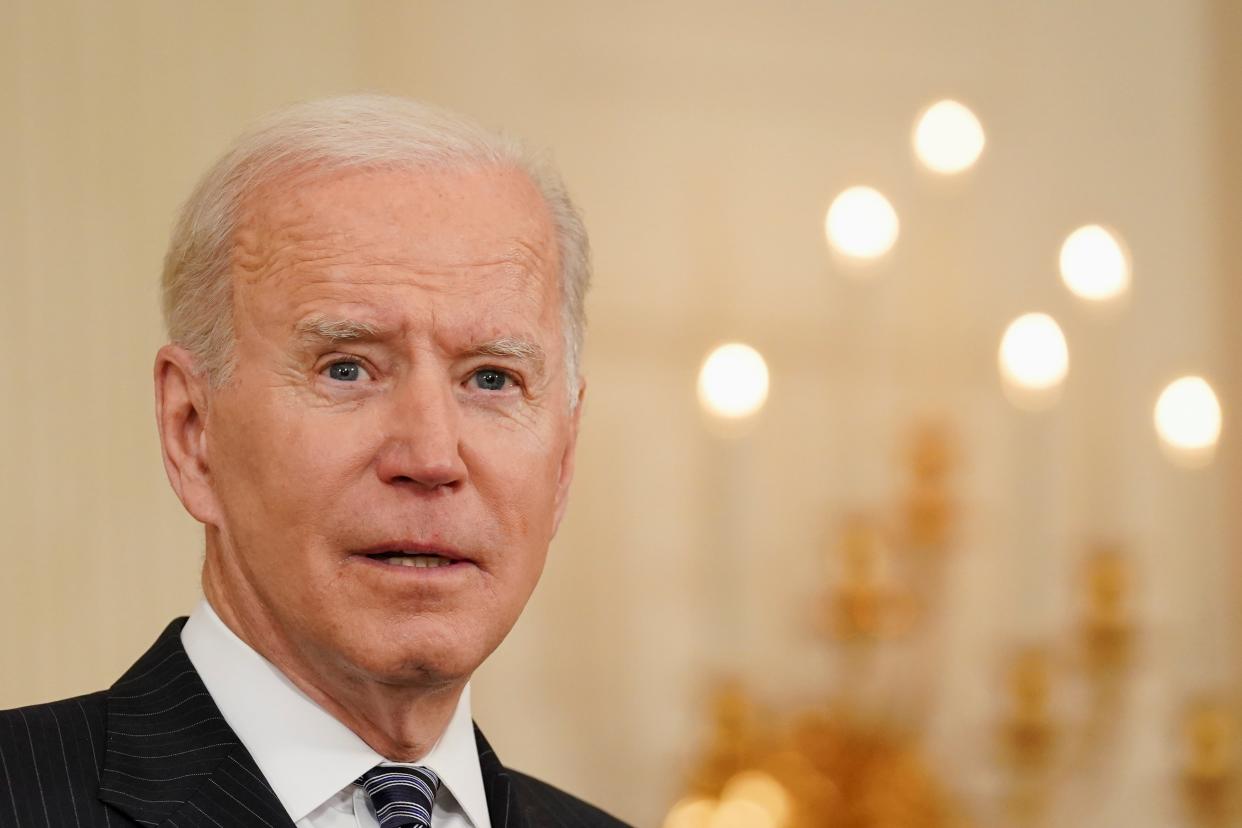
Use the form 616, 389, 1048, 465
474, 725, 528, 828
99, 618, 295, 828
101, 619, 526, 828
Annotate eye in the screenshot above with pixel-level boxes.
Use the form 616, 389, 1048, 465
473, 368, 511, 391
325, 360, 369, 382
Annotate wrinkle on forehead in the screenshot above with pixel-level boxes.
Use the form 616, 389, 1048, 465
228, 165, 559, 293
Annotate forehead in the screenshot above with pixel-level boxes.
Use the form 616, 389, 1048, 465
231, 163, 560, 311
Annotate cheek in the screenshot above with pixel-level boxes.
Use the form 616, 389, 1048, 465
469, 427, 564, 540
209, 395, 379, 526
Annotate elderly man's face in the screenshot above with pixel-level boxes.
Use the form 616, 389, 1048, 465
188, 165, 579, 687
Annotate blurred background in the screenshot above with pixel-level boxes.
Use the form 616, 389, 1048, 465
2, 2, 1240, 826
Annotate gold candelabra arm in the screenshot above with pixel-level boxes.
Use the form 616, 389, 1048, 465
1180, 698, 1240, 827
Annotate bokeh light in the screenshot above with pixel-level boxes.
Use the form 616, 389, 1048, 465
1059, 224, 1131, 302
999, 313, 1069, 409
1155, 376, 1222, 467
999, 313, 1069, 390
913, 99, 986, 174
825, 186, 899, 259
721, 770, 792, 827
697, 343, 770, 420
663, 797, 717, 828
710, 799, 774, 828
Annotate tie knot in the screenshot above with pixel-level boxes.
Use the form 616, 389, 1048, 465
357, 766, 441, 828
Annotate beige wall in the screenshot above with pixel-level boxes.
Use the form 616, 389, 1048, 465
1209, 0, 1242, 699
2, 2, 1236, 825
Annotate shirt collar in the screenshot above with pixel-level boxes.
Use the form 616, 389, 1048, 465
181, 599, 491, 827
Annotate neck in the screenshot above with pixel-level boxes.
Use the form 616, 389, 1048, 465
201, 547, 462, 761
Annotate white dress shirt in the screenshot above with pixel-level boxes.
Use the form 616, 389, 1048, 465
181, 600, 490, 828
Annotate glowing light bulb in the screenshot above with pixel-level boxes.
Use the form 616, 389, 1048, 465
1155, 376, 1222, 467
710, 800, 774, 828
697, 344, 770, 420
721, 771, 791, 827
664, 797, 717, 828
913, 99, 985, 174
999, 313, 1069, 409
1060, 225, 1130, 302
825, 186, 899, 259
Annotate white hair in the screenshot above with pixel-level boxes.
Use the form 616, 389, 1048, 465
161, 94, 590, 403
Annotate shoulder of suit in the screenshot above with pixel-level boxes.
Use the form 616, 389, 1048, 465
506, 768, 634, 827
0, 691, 111, 822
0, 689, 109, 754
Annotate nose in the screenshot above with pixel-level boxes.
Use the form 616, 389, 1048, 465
374, 369, 467, 491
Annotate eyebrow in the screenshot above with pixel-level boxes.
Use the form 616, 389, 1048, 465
469, 337, 547, 375
295, 314, 382, 343
295, 315, 546, 373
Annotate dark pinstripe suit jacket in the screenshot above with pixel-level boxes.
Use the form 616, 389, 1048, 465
0, 619, 629, 828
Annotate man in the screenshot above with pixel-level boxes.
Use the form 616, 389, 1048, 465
0, 95, 628, 828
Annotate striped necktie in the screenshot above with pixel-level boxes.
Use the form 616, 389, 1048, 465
357, 766, 441, 828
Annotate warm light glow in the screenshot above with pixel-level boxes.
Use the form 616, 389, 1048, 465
697, 343, 770, 420
664, 797, 717, 828
825, 186, 899, 259
1155, 376, 1222, 466
1059, 225, 1130, 301
913, 99, 985, 174
710, 799, 774, 828
721, 771, 792, 827
999, 313, 1069, 392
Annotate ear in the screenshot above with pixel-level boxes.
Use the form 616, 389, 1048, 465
551, 378, 586, 534
154, 344, 222, 526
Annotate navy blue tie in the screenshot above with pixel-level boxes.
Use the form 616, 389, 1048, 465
357, 766, 441, 828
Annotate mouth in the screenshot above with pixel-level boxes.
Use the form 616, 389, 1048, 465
352, 543, 472, 571
363, 550, 455, 569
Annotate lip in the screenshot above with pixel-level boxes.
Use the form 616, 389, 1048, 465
351, 541, 472, 563
347, 543, 479, 586
350, 556, 474, 581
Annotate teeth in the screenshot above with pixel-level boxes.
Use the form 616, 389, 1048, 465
387, 554, 452, 568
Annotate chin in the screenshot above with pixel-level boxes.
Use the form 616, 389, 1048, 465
338, 624, 494, 689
